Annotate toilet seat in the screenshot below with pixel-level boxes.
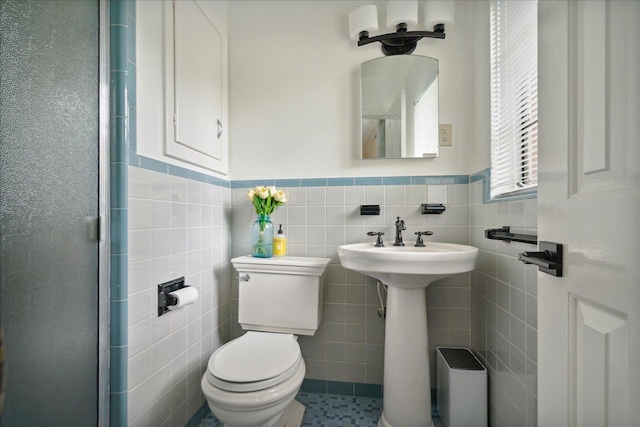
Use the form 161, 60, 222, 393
206, 331, 302, 393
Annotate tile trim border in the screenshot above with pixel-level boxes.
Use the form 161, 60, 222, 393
129, 151, 231, 187
186, 401, 212, 427
301, 379, 383, 399
231, 174, 469, 189
109, 1, 130, 426
470, 168, 537, 203
131, 152, 473, 189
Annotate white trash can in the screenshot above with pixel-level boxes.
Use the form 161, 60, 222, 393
436, 347, 487, 427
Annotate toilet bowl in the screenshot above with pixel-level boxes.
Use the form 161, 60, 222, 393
201, 332, 306, 427
201, 256, 330, 427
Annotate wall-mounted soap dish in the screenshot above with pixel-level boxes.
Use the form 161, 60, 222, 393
421, 204, 446, 214
360, 205, 380, 215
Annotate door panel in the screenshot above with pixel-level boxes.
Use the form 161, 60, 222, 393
0, 0, 101, 425
571, 296, 629, 427
572, 0, 633, 195
538, 1, 640, 426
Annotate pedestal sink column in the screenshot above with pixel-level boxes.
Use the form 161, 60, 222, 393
378, 286, 433, 427
336, 241, 478, 427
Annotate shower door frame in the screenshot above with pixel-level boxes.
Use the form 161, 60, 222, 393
98, 1, 111, 425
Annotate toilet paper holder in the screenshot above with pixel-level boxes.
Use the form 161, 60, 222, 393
157, 276, 187, 316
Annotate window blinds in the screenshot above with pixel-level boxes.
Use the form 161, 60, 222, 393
490, 0, 538, 198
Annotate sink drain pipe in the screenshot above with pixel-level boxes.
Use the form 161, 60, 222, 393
377, 281, 388, 319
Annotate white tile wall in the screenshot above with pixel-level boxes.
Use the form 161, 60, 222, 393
469, 180, 538, 427
127, 166, 232, 426
231, 183, 471, 388
125, 177, 494, 424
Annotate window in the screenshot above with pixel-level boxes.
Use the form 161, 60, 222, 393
490, 0, 538, 199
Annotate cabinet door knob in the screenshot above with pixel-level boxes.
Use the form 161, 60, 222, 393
217, 119, 223, 139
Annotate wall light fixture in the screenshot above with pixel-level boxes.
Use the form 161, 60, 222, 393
349, 0, 454, 56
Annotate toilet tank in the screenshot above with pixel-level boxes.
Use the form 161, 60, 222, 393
231, 256, 331, 336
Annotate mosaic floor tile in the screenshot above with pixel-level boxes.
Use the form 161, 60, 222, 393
200, 392, 443, 427
297, 393, 382, 426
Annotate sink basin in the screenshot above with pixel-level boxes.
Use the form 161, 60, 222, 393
338, 241, 478, 288
338, 241, 478, 427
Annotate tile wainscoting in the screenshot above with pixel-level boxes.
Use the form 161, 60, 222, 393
230, 178, 472, 389
469, 175, 538, 427
122, 158, 542, 426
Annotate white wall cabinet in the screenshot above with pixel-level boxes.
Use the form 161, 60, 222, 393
137, 0, 228, 175
162, 0, 228, 174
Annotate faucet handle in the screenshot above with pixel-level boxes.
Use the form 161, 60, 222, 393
367, 231, 385, 247
414, 231, 434, 247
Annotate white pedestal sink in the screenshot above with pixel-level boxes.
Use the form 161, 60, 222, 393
338, 242, 479, 427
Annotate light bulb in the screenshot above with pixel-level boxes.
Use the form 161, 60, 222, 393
349, 5, 379, 40
386, 0, 418, 30
424, 0, 454, 29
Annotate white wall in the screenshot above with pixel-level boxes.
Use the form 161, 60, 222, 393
228, 1, 476, 180
136, 0, 479, 179
470, 0, 491, 174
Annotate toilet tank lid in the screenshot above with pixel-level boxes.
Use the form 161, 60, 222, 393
231, 255, 330, 275
208, 332, 300, 382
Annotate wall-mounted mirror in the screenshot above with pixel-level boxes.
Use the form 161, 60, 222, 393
360, 55, 439, 159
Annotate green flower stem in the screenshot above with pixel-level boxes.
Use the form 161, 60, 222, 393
252, 195, 283, 217
253, 230, 268, 255
258, 215, 268, 232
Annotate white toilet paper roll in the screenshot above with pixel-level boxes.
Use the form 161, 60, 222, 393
168, 287, 198, 310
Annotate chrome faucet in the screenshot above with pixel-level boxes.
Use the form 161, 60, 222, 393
414, 231, 434, 247
393, 216, 406, 246
367, 231, 385, 247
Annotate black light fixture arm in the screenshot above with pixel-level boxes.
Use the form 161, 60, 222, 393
357, 24, 445, 56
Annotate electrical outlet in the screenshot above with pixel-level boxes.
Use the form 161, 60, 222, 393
439, 124, 452, 146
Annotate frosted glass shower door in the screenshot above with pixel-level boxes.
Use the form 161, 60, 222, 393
0, 0, 103, 425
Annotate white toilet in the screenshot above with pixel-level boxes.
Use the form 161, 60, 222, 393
201, 255, 330, 427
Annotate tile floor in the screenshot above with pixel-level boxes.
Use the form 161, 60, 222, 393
200, 393, 443, 427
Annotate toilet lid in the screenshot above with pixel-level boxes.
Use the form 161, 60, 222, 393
208, 331, 301, 385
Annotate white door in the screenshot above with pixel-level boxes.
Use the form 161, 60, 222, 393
537, 1, 640, 426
